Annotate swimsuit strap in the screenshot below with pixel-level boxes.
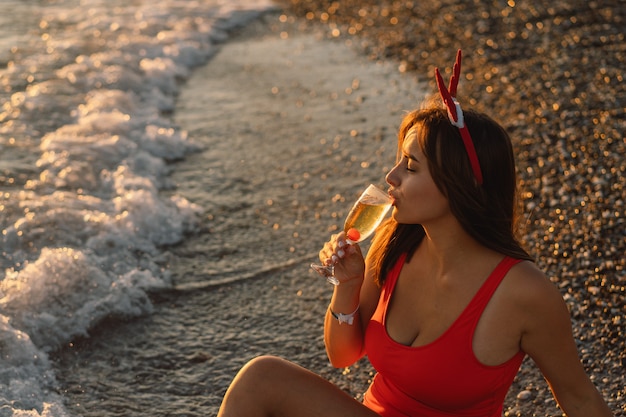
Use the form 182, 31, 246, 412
468, 256, 523, 330
478, 257, 522, 301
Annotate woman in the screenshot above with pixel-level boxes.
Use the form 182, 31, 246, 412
217, 52, 613, 417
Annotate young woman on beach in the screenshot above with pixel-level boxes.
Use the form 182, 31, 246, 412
217, 51, 613, 417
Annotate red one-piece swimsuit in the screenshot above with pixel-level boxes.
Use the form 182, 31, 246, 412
363, 254, 525, 416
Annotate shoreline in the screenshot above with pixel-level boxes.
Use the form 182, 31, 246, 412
52, 13, 424, 416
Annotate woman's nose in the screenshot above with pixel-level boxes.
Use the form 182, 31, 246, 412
386, 163, 400, 187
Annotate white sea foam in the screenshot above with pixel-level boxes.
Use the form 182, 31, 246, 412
0, 0, 276, 415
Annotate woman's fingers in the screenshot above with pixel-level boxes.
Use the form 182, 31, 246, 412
318, 232, 349, 265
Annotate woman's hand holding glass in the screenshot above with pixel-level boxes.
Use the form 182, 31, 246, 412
316, 231, 366, 287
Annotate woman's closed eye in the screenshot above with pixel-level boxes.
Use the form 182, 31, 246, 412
403, 155, 417, 172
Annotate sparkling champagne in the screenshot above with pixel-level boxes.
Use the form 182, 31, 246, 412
343, 197, 391, 243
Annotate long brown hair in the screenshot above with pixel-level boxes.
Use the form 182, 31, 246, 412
369, 106, 533, 286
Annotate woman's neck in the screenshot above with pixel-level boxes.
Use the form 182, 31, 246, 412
420, 219, 493, 276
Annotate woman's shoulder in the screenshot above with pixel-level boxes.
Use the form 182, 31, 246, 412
503, 259, 560, 296
506, 259, 554, 285
501, 259, 570, 322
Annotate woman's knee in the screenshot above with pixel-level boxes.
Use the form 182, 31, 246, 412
221, 355, 318, 416
237, 355, 293, 385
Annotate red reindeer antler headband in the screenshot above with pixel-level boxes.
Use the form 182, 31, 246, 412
435, 50, 484, 185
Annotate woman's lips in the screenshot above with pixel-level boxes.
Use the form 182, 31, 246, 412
388, 190, 398, 205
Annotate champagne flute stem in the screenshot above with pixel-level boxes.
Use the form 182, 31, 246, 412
326, 273, 340, 286
310, 263, 340, 286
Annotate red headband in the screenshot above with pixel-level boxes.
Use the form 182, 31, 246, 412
435, 50, 484, 185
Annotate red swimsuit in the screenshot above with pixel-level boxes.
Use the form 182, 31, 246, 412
363, 254, 525, 416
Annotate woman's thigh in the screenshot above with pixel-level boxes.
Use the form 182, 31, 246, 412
219, 355, 380, 417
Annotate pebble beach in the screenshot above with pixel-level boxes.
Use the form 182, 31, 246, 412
274, 0, 625, 414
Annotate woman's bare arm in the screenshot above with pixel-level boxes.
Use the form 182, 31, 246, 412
517, 265, 613, 417
322, 234, 381, 367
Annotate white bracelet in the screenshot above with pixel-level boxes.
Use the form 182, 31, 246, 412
330, 306, 359, 325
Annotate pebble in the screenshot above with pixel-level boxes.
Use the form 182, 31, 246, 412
516, 390, 533, 401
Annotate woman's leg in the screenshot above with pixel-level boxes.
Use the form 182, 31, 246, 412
217, 355, 379, 417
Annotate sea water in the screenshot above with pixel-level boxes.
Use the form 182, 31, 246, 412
0, 1, 275, 415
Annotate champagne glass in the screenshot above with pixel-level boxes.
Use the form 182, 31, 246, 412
311, 184, 392, 285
